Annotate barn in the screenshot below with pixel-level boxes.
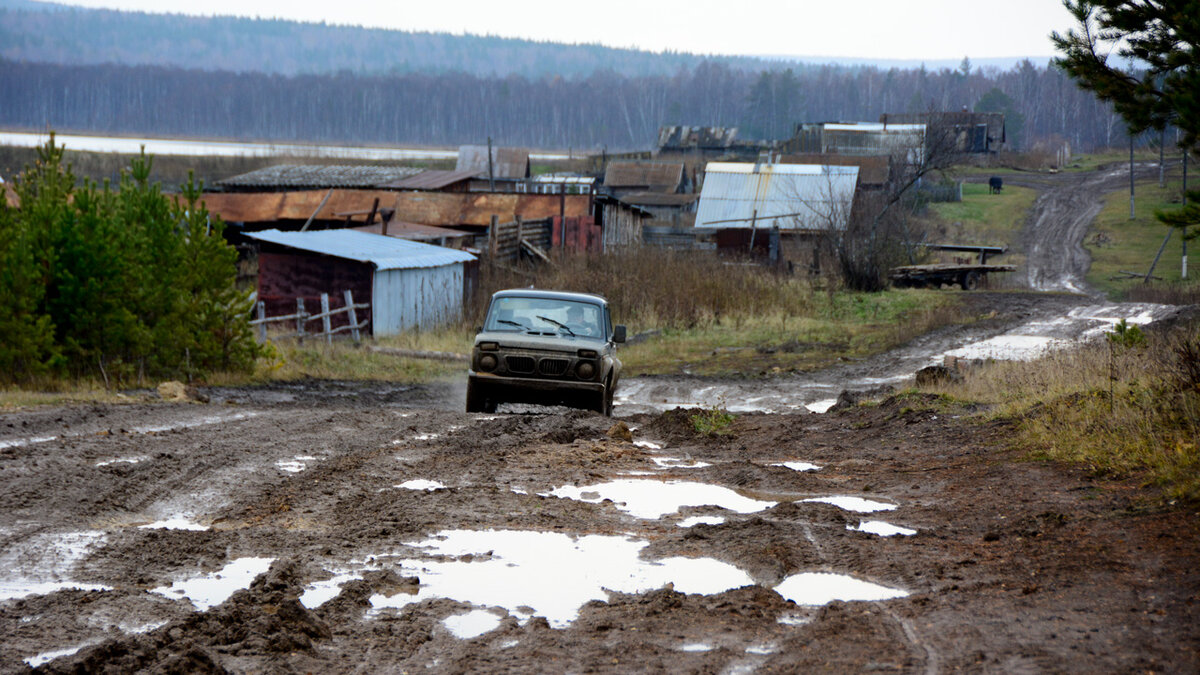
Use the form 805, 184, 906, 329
244, 229, 476, 336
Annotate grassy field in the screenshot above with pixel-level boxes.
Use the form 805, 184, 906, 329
920, 180, 1038, 283
1085, 168, 1195, 298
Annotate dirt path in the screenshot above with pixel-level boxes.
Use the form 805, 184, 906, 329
0, 166, 1195, 673
0, 393, 1196, 673
1002, 163, 1160, 294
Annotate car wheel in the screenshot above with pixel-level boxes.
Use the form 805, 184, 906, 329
466, 380, 495, 413
598, 375, 614, 417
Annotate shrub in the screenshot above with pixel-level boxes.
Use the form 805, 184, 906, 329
0, 134, 258, 385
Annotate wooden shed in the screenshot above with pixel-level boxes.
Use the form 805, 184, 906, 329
244, 229, 476, 336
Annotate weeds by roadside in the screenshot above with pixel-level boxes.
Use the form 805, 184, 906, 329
691, 405, 736, 436
916, 319, 1200, 503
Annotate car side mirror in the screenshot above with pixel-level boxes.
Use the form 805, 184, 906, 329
612, 325, 627, 344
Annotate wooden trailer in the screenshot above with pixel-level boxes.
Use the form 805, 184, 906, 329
889, 263, 1016, 290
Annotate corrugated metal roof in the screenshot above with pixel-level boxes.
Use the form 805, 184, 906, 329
217, 165, 423, 189
824, 123, 925, 133
455, 146, 531, 179
603, 161, 684, 190
244, 229, 475, 270
694, 163, 859, 231
780, 153, 889, 185
380, 169, 479, 190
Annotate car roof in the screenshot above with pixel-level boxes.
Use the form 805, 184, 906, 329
490, 289, 608, 306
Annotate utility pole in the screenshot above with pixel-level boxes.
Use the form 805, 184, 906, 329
1129, 134, 1135, 219
487, 136, 495, 192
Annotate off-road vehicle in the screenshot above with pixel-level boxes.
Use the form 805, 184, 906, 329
466, 289, 625, 415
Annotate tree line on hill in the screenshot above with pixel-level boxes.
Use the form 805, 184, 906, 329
0, 3, 774, 79
1, 57, 1136, 153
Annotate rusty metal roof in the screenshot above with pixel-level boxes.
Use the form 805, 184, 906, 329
191, 189, 591, 227
779, 154, 889, 185
603, 162, 684, 190
694, 163, 859, 231
391, 191, 591, 227
244, 229, 475, 270
455, 146, 530, 179
194, 190, 401, 223
379, 169, 479, 191
216, 165, 423, 189
353, 221, 473, 242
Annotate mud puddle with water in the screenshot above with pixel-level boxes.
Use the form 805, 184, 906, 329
615, 296, 1182, 415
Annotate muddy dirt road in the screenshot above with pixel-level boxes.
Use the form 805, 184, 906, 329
1, 388, 1197, 673
1, 165, 1197, 673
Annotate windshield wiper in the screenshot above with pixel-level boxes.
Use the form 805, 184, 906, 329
497, 319, 525, 329
536, 315, 575, 336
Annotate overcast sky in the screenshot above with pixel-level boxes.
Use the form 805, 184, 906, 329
53, 0, 1078, 61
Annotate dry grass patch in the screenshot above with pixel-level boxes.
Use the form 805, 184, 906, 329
919, 321, 1200, 502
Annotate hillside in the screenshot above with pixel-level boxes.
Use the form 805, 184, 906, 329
0, 0, 775, 79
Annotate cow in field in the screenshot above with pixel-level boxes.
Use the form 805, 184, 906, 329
988, 176, 1003, 194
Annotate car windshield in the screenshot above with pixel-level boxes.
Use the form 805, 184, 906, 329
485, 296, 603, 338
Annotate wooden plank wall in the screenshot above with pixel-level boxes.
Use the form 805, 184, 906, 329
485, 217, 553, 263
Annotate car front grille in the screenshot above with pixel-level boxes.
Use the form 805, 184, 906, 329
538, 358, 569, 376
505, 356, 536, 373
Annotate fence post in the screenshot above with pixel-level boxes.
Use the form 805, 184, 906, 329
489, 215, 499, 260
516, 215, 524, 262
344, 290, 361, 343
296, 297, 306, 343
321, 293, 332, 345
256, 301, 267, 343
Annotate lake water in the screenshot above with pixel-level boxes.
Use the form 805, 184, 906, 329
0, 130, 569, 161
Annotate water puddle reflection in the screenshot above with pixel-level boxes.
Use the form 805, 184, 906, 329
848, 521, 916, 537
276, 455, 319, 473
152, 557, 275, 611
139, 517, 208, 531
650, 457, 712, 469
443, 609, 503, 639
396, 479, 447, 491
772, 461, 821, 472
0, 580, 112, 602
774, 572, 908, 605
801, 496, 897, 513
549, 480, 777, 519
95, 456, 148, 467
678, 516, 726, 528
366, 529, 754, 628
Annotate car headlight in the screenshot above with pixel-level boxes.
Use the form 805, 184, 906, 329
576, 362, 595, 379
478, 354, 498, 371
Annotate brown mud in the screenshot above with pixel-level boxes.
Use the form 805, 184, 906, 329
0, 389, 1197, 673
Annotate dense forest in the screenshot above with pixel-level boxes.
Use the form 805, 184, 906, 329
2, 57, 1128, 152
0, 2, 778, 79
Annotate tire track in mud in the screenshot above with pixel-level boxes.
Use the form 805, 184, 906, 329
1009, 163, 1161, 294
800, 513, 941, 675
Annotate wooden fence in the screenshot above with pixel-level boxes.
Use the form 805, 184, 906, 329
484, 216, 554, 264
249, 290, 369, 343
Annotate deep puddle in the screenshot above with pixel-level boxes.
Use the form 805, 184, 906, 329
548, 480, 777, 519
